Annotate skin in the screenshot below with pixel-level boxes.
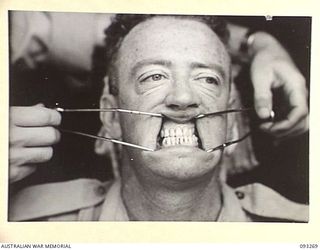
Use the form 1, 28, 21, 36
9, 104, 61, 183
227, 24, 309, 138
115, 17, 231, 180
103, 17, 234, 220
249, 33, 309, 138
8, 15, 308, 190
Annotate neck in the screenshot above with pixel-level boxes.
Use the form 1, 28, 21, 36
121, 156, 223, 221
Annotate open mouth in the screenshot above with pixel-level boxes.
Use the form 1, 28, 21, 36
156, 118, 203, 150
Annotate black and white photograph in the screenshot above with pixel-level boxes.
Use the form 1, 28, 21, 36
8, 11, 310, 223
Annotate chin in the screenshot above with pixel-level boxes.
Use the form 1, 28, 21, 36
139, 146, 222, 182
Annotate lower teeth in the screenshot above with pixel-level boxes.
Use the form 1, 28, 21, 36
161, 136, 198, 147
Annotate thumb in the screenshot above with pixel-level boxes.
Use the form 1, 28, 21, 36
251, 65, 273, 120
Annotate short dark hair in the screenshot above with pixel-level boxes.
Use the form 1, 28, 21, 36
93, 14, 229, 95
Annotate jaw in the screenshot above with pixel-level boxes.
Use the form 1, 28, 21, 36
122, 114, 226, 182
155, 116, 225, 152
134, 116, 224, 181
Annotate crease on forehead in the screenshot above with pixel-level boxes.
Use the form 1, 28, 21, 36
117, 16, 230, 64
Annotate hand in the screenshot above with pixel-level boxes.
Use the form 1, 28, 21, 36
9, 104, 62, 183
250, 32, 309, 139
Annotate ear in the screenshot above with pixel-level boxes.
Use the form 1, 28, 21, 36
95, 76, 122, 155
223, 82, 259, 175
224, 83, 239, 156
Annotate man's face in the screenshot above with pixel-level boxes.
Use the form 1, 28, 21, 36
113, 16, 231, 181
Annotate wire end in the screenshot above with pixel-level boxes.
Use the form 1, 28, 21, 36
55, 107, 64, 112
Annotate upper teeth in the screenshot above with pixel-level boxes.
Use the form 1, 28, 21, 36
161, 126, 194, 138
160, 124, 198, 147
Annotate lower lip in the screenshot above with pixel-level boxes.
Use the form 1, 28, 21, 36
149, 145, 206, 155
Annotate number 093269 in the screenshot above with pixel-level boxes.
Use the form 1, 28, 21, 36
300, 244, 318, 248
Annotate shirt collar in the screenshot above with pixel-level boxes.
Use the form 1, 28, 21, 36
98, 180, 129, 221
99, 180, 249, 221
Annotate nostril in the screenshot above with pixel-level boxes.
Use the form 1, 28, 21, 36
168, 103, 198, 111
189, 104, 198, 108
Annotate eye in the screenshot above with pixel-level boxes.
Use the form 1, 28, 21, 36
150, 74, 163, 81
196, 76, 220, 85
141, 74, 167, 82
204, 77, 218, 84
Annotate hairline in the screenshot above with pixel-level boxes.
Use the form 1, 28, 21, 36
105, 14, 230, 94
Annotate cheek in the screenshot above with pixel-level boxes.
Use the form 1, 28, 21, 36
193, 82, 230, 111
193, 81, 230, 151
119, 114, 162, 148
196, 116, 227, 150
118, 80, 171, 115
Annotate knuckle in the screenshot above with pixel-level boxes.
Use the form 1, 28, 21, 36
291, 73, 307, 90
295, 73, 306, 85
39, 107, 61, 125
9, 127, 24, 146
9, 148, 22, 165
9, 107, 21, 124
9, 106, 20, 115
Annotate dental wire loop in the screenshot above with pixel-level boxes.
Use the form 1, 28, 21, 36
199, 107, 276, 153
195, 108, 253, 119
206, 132, 251, 153
56, 107, 274, 153
56, 107, 163, 118
56, 107, 160, 152
201, 108, 253, 153
59, 128, 155, 152
196, 107, 275, 123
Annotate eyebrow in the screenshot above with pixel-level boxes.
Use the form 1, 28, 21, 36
131, 59, 172, 76
190, 62, 226, 80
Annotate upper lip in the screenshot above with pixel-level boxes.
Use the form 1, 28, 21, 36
161, 110, 200, 123
156, 110, 205, 150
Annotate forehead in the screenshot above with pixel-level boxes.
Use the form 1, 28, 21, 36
117, 16, 230, 70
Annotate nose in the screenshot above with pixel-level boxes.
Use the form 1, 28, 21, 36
165, 80, 199, 111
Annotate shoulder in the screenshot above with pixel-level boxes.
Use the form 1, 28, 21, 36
9, 178, 112, 221
234, 183, 309, 222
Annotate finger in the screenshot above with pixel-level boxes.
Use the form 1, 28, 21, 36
10, 165, 37, 183
10, 147, 53, 166
270, 67, 308, 132
10, 127, 61, 147
10, 106, 62, 127
270, 104, 308, 133
273, 124, 308, 144
272, 116, 308, 138
259, 121, 273, 131
251, 66, 274, 119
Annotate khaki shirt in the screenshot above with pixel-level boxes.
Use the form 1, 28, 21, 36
9, 179, 308, 222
